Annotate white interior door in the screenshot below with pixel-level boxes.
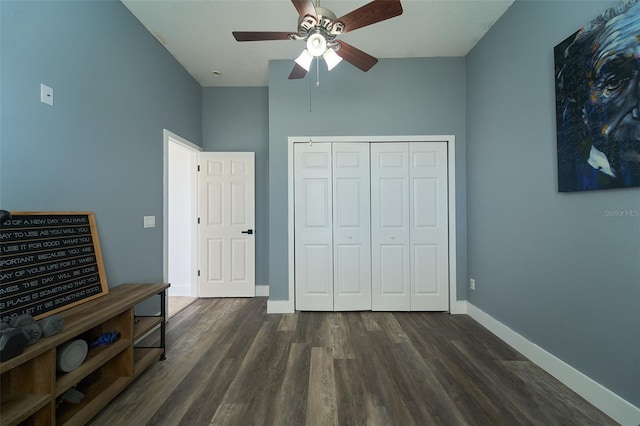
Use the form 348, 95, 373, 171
371, 143, 411, 311
333, 143, 371, 311
198, 152, 255, 297
294, 143, 334, 311
410, 142, 449, 310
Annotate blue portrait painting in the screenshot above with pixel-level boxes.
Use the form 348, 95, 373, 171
554, 0, 640, 192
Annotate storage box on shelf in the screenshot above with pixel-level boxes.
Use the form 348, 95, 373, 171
0, 283, 168, 426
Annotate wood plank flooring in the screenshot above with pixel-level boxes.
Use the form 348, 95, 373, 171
89, 298, 616, 426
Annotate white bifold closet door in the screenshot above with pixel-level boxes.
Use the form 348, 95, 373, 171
294, 143, 334, 310
371, 142, 449, 311
294, 142, 371, 311
332, 143, 371, 311
409, 142, 449, 310
295, 141, 448, 311
371, 143, 411, 310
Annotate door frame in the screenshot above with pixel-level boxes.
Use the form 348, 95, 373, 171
279, 135, 461, 314
163, 129, 202, 298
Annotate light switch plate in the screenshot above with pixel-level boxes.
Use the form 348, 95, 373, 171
41, 83, 53, 106
143, 216, 156, 228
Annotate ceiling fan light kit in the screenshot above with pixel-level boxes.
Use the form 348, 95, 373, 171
306, 32, 327, 56
232, 0, 403, 80
295, 49, 314, 71
323, 48, 343, 71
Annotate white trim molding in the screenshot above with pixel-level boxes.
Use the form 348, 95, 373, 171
466, 303, 640, 426
267, 299, 295, 314
256, 285, 269, 297
450, 300, 467, 314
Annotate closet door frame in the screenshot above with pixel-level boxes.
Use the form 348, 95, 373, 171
284, 135, 460, 314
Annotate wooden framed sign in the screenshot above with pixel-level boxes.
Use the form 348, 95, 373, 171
0, 212, 109, 322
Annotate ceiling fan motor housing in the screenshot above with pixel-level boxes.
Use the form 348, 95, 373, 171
297, 6, 342, 47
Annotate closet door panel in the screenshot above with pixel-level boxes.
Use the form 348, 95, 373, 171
371, 143, 410, 311
294, 143, 333, 311
335, 245, 363, 292
333, 143, 371, 311
413, 244, 438, 293
304, 244, 333, 293
379, 179, 405, 226
379, 244, 407, 293
410, 142, 449, 310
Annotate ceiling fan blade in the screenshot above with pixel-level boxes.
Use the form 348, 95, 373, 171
335, 40, 378, 72
289, 63, 308, 79
335, 0, 403, 34
233, 31, 295, 42
291, 0, 317, 19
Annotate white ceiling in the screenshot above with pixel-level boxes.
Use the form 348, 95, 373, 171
121, 0, 515, 87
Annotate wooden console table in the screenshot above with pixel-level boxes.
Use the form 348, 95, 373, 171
0, 283, 169, 426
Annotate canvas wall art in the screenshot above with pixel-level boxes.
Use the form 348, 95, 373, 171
554, 0, 640, 192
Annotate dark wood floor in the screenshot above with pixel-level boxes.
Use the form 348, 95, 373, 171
89, 297, 616, 426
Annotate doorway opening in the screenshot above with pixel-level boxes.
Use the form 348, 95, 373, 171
163, 130, 201, 317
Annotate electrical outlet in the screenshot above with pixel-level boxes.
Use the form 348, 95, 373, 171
470, 278, 476, 290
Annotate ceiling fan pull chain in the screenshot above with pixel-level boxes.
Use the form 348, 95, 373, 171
316, 57, 320, 87
309, 69, 312, 112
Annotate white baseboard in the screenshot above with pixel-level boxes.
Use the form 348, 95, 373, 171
450, 300, 468, 314
267, 298, 294, 314
466, 302, 640, 426
256, 285, 269, 297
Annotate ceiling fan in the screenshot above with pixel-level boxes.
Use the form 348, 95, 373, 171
232, 0, 403, 79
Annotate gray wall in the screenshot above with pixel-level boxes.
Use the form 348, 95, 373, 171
0, 0, 202, 287
267, 58, 468, 301
466, 0, 640, 406
202, 87, 269, 288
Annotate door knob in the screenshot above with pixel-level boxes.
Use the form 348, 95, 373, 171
241, 229, 253, 235
390, 235, 395, 239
